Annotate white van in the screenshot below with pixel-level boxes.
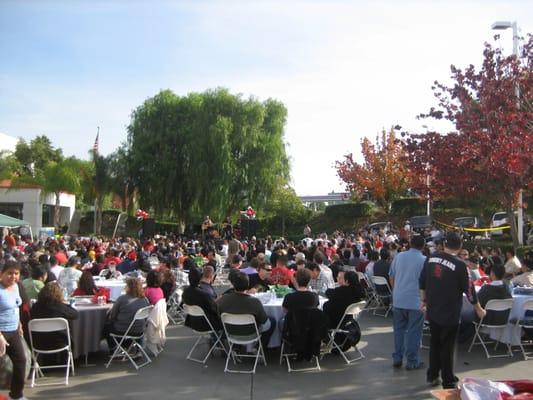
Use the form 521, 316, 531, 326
490, 211, 515, 236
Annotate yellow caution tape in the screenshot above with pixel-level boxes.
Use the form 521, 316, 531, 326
434, 220, 511, 232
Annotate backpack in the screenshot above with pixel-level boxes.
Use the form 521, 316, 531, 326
334, 317, 361, 351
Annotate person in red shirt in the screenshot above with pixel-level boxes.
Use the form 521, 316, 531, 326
104, 249, 122, 267
270, 253, 294, 286
72, 271, 110, 302
54, 249, 68, 266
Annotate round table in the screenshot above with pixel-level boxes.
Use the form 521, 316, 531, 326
256, 295, 327, 348
71, 303, 112, 359
95, 280, 126, 301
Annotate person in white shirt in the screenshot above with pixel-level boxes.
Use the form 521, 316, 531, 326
511, 257, 533, 287
58, 256, 83, 296
49, 255, 63, 280
313, 253, 335, 288
504, 249, 522, 278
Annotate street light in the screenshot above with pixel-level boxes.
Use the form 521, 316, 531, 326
491, 20, 524, 245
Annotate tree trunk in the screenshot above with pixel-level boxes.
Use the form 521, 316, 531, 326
54, 192, 60, 232
281, 215, 286, 237
507, 207, 519, 248
96, 196, 104, 235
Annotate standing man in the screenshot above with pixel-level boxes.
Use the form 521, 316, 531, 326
389, 235, 427, 370
419, 232, 485, 389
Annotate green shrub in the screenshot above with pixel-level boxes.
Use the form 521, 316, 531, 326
324, 202, 373, 219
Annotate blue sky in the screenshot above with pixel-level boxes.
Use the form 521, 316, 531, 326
1, 0, 531, 195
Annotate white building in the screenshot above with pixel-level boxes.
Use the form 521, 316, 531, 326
0, 180, 75, 237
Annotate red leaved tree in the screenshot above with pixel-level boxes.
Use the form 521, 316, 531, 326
404, 34, 533, 246
336, 128, 410, 213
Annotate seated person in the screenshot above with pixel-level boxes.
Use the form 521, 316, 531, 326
511, 257, 533, 288
104, 278, 150, 351
160, 269, 176, 301
101, 261, 122, 280
323, 270, 365, 328
22, 264, 47, 301
198, 265, 217, 300
467, 255, 487, 281
306, 262, 334, 294
248, 262, 272, 293
217, 271, 275, 350
270, 253, 294, 286
182, 267, 221, 331
117, 252, 138, 275
373, 249, 391, 282
144, 271, 164, 305
30, 282, 78, 356
477, 263, 512, 308
282, 269, 318, 313
72, 270, 110, 301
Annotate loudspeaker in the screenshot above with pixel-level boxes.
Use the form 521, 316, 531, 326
142, 218, 156, 239
240, 219, 259, 240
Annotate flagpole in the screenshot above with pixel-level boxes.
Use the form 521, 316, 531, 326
93, 127, 99, 236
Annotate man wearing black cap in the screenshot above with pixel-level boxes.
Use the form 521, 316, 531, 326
419, 232, 485, 389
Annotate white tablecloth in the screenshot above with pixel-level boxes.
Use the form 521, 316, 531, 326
96, 280, 126, 301
462, 293, 533, 345
258, 295, 327, 348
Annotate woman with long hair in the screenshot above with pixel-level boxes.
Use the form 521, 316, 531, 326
144, 271, 164, 305
0, 261, 27, 400
72, 271, 110, 301
104, 278, 149, 352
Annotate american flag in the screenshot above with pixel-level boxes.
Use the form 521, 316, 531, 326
93, 127, 99, 155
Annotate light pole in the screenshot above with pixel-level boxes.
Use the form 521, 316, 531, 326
491, 20, 524, 245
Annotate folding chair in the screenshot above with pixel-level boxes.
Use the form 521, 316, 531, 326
279, 308, 327, 372
356, 272, 378, 309
221, 313, 267, 374
516, 299, 533, 360
167, 288, 185, 325
28, 317, 75, 387
322, 301, 366, 364
105, 305, 154, 370
146, 299, 169, 357
183, 304, 227, 364
370, 276, 392, 317
468, 298, 514, 358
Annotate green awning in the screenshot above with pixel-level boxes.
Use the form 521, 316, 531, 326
0, 213, 30, 227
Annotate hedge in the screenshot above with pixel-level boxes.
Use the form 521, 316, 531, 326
324, 202, 373, 219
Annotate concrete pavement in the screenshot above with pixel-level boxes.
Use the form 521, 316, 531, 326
23, 313, 533, 400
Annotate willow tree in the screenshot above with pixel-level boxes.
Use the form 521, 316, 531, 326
127, 88, 289, 224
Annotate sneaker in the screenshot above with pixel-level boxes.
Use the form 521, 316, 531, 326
9, 396, 29, 400
406, 361, 425, 370
443, 382, 458, 390
392, 361, 403, 368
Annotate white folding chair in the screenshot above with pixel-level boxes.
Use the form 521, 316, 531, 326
279, 308, 325, 372
370, 276, 392, 317
167, 288, 185, 325
221, 313, 266, 374
105, 305, 154, 370
322, 301, 366, 364
356, 272, 378, 308
183, 304, 227, 364
28, 317, 75, 387
516, 299, 533, 360
468, 298, 514, 358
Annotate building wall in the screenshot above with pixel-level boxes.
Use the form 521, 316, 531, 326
0, 187, 76, 234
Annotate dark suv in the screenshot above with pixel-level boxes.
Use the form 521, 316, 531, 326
409, 215, 433, 233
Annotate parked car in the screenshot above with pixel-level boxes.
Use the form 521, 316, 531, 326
409, 215, 433, 233
490, 211, 514, 237
452, 216, 485, 229
367, 221, 393, 233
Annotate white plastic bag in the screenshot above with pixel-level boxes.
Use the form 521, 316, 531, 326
460, 378, 514, 400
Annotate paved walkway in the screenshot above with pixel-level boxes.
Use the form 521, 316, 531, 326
23, 313, 532, 400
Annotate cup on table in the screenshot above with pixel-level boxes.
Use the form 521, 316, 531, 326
97, 296, 106, 306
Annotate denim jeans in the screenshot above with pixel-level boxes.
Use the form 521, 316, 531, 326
392, 307, 424, 367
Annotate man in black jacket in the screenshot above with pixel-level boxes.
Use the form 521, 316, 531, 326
182, 267, 222, 331
323, 270, 365, 328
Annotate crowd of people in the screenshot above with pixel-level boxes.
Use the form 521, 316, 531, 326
0, 224, 532, 398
